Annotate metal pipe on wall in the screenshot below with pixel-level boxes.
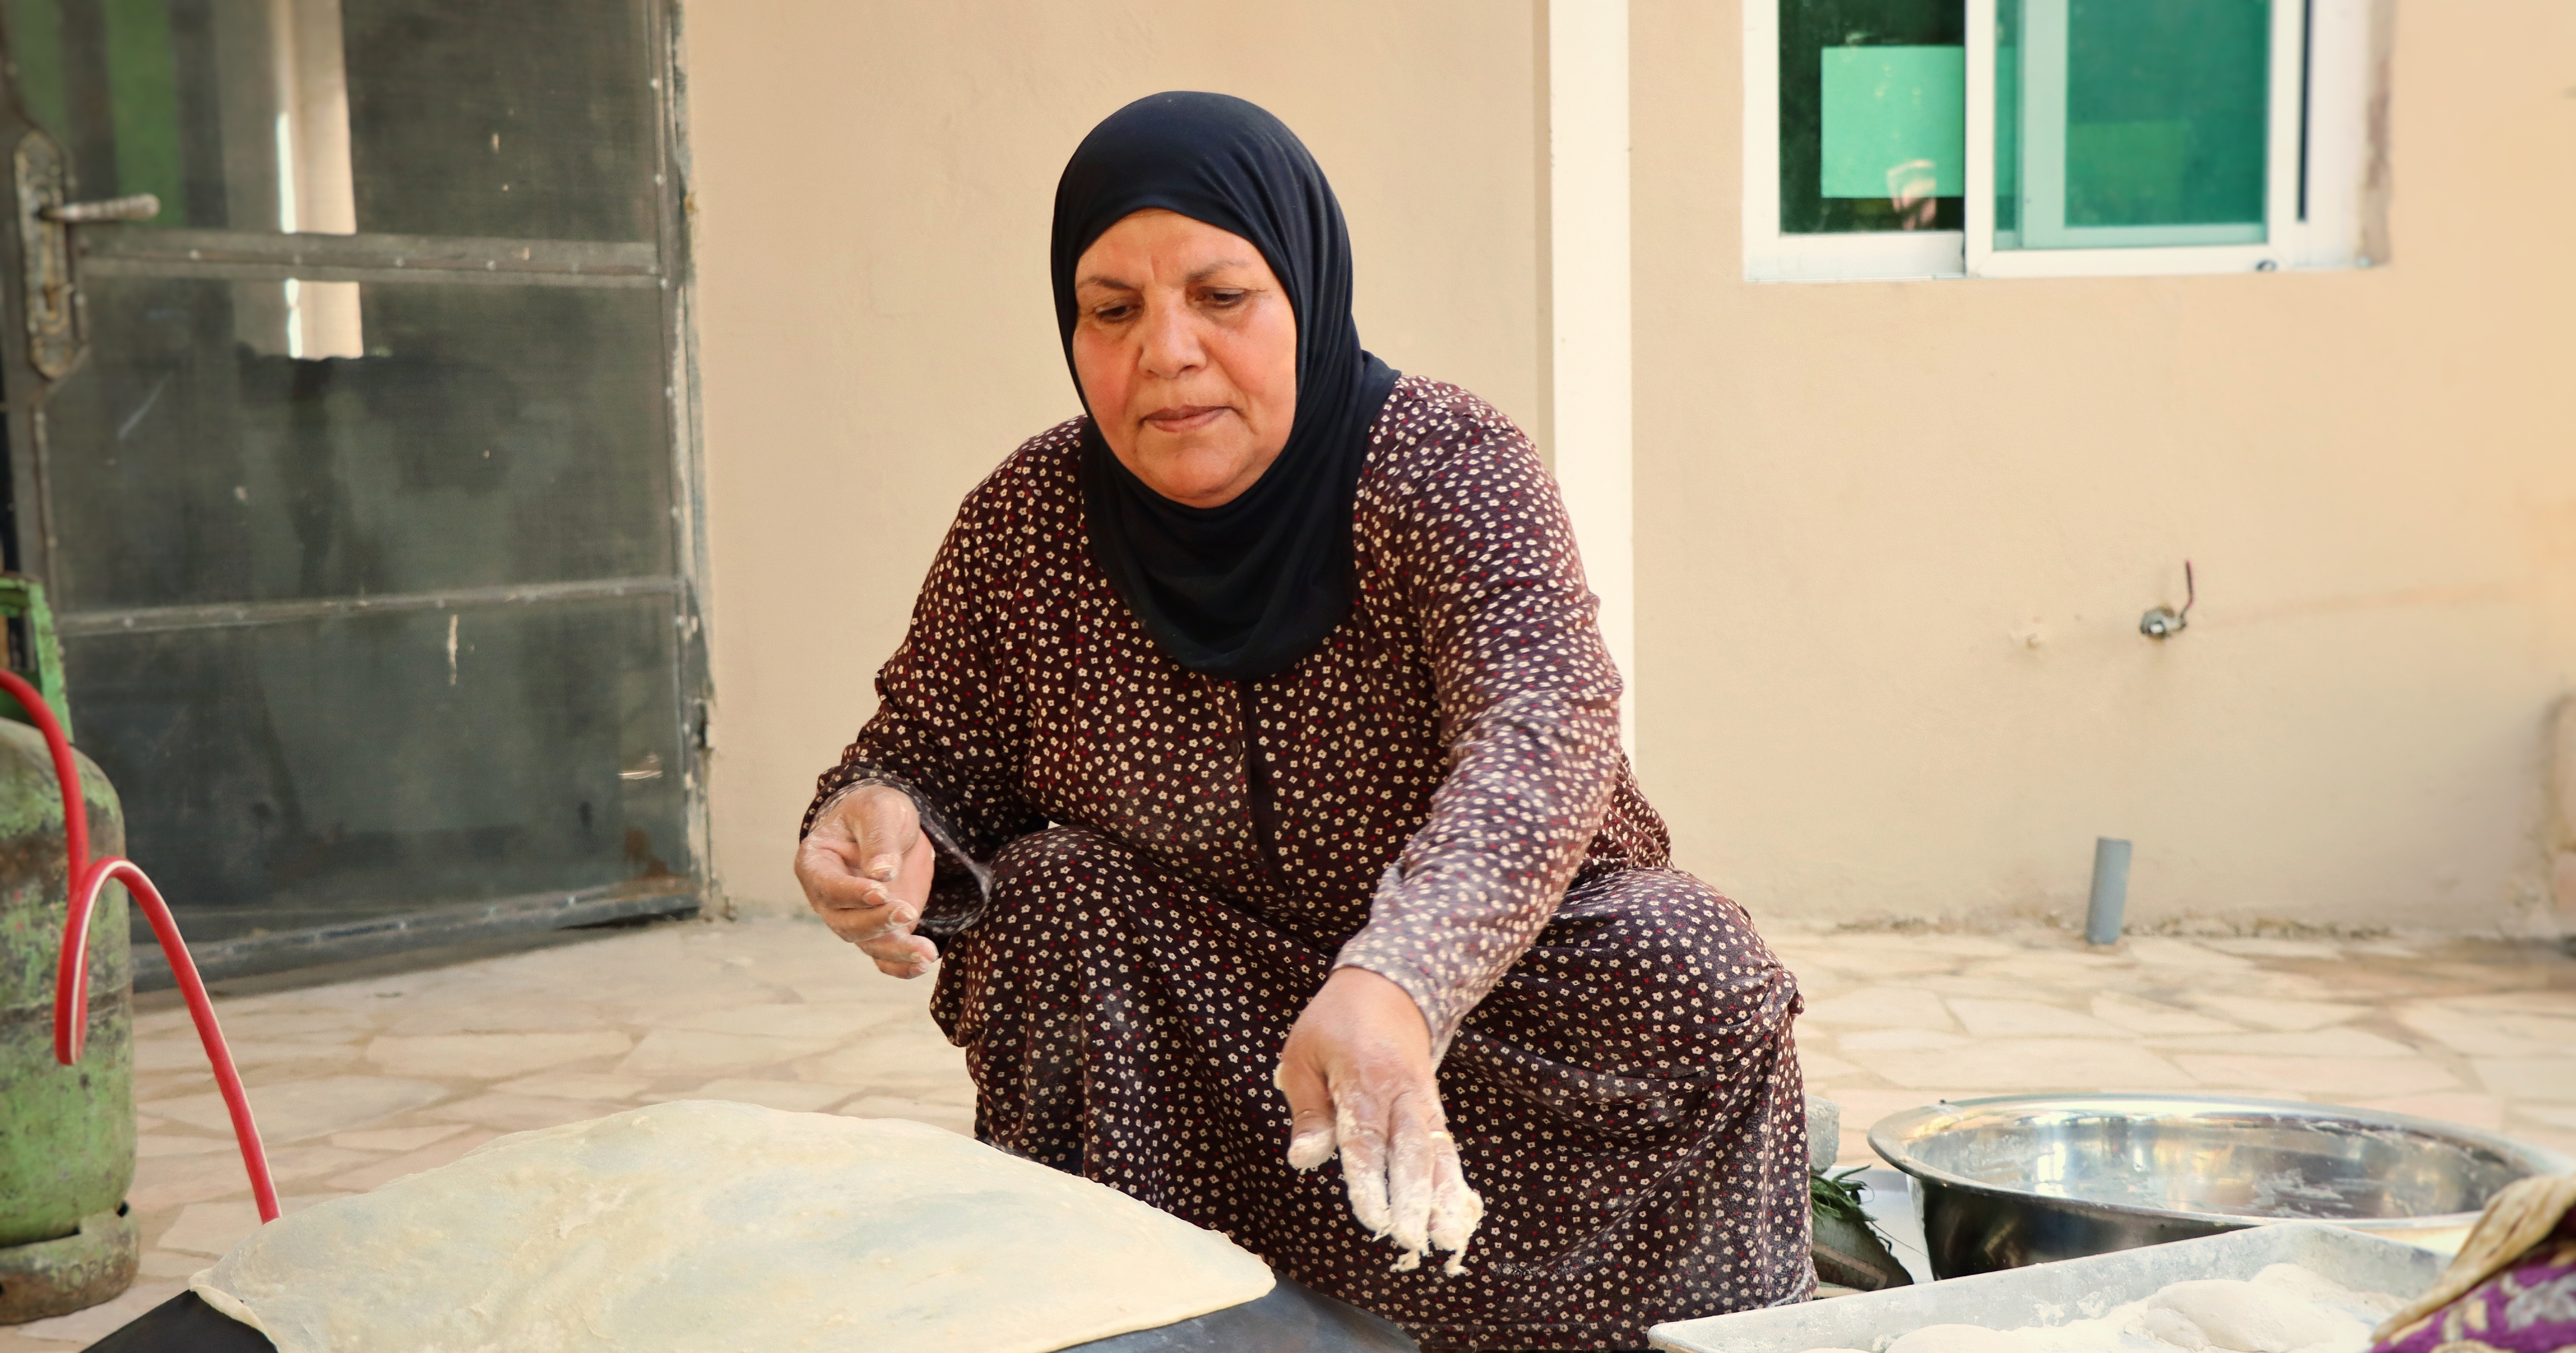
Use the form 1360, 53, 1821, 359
2085, 837, 2131, 945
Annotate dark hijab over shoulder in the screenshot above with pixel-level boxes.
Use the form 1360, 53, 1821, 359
1052, 92, 1400, 682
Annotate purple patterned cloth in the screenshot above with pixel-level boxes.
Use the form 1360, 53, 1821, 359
2370, 1211, 2576, 1353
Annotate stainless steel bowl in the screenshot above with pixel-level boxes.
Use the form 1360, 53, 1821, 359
1870, 1093, 2576, 1279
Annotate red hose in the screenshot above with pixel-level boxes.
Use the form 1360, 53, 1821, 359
10, 672, 279, 1224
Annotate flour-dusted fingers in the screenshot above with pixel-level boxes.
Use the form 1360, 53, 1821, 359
1273, 1055, 1340, 1170
862, 926, 938, 976
1286, 1117, 1339, 1170
844, 874, 935, 973
793, 833, 880, 917
793, 783, 940, 977
817, 877, 934, 974
801, 857, 911, 949
1426, 1128, 1485, 1276
839, 870, 913, 938
1272, 967, 1442, 1256
1383, 1091, 1440, 1270
1336, 1094, 1393, 1240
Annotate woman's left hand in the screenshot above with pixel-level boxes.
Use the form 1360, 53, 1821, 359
1274, 968, 1485, 1273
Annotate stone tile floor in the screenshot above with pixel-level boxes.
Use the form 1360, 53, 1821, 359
7, 914, 2573, 1348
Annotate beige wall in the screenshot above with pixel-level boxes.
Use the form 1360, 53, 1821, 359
683, 2, 1544, 913
1630, 1, 2576, 933
688, 0, 2576, 936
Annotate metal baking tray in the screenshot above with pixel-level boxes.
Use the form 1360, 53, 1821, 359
1649, 1221, 2443, 1353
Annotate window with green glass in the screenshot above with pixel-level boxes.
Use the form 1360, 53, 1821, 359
1754, 0, 2355, 280
1778, 0, 1966, 235
1993, 0, 2272, 250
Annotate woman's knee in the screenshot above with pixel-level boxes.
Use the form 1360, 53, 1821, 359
990, 824, 1136, 891
936, 827, 1143, 1043
973, 824, 1163, 946
1488, 870, 1799, 1054
1556, 872, 1784, 986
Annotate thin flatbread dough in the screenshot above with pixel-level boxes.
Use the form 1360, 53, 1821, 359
191, 1101, 1276, 1353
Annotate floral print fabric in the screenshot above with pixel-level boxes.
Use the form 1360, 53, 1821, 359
805, 378, 1812, 1349
2372, 1196, 2576, 1353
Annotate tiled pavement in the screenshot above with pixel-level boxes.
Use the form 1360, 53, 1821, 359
1766, 925, 2576, 1170
7, 914, 2572, 1348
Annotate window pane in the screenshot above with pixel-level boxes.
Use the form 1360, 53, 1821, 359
1997, 0, 2270, 250
64, 596, 690, 943
3, 0, 658, 241
342, 0, 660, 241
1780, 0, 1966, 235
2066, 0, 2267, 229
45, 277, 675, 612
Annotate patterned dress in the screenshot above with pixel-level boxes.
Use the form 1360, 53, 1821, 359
804, 377, 1813, 1350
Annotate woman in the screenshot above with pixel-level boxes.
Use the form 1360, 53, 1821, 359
793, 92, 1810, 1352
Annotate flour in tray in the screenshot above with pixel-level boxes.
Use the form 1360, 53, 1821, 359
1812, 1264, 2405, 1353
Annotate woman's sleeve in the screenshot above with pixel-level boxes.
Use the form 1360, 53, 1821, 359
800, 489, 1046, 938
1329, 405, 1626, 1058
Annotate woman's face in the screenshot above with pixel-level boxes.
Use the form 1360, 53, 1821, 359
1071, 210, 1297, 508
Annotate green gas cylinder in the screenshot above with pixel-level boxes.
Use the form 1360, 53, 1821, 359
0, 576, 137, 1325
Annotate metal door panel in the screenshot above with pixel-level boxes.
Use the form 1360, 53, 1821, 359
0, 0, 703, 976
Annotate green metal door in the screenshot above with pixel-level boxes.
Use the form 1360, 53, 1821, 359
0, 0, 705, 981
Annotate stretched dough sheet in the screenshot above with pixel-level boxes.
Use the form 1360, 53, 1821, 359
191, 1101, 1276, 1353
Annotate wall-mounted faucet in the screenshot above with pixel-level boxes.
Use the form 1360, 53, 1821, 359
2140, 561, 2195, 639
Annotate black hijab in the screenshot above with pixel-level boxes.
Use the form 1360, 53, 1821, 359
1052, 92, 1400, 681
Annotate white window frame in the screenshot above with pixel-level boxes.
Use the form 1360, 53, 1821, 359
1745, 0, 2375, 283
1742, 0, 1966, 282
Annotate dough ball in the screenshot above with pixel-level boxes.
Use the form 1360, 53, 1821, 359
1887, 1323, 2032, 1353
2145, 1279, 2349, 1353
2143, 1305, 2213, 1350
2250, 1262, 2399, 1319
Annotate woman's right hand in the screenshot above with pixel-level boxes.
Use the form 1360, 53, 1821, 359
793, 784, 939, 977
